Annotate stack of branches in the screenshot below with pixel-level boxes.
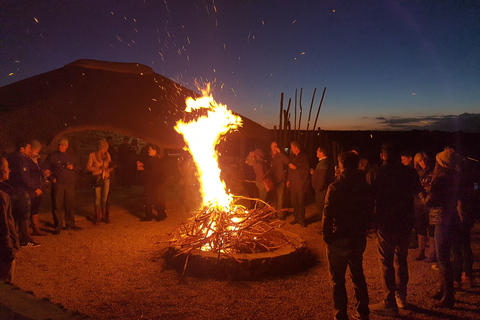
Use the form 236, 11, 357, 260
167, 197, 298, 258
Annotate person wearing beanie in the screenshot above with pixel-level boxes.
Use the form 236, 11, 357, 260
86, 139, 112, 224
43, 137, 82, 234
426, 148, 462, 308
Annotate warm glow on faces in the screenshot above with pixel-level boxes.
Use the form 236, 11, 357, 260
20, 144, 31, 156
59, 144, 68, 153
401, 156, 412, 166
291, 144, 300, 155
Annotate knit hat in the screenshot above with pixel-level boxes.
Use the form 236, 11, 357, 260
30, 140, 42, 151
59, 138, 69, 146
98, 139, 109, 150
436, 149, 458, 169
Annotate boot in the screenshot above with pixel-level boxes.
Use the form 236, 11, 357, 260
31, 214, 46, 236
93, 208, 102, 224
425, 237, 437, 262
102, 208, 110, 224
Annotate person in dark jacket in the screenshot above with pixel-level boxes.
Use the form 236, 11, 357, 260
27, 140, 47, 236
7, 142, 41, 246
0, 156, 20, 283
137, 145, 167, 221
43, 138, 82, 234
427, 148, 462, 308
269, 142, 288, 215
286, 141, 310, 227
322, 151, 373, 320
369, 142, 423, 316
311, 146, 334, 219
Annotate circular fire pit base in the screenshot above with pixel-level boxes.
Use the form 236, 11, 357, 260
164, 229, 315, 280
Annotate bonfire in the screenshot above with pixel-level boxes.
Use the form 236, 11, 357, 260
168, 86, 298, 261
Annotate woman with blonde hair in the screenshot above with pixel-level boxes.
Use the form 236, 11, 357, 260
87, 139, 112, 223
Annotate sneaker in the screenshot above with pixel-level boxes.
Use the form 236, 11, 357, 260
21, 242, 41, 248
369, 300, 399, 317
431, 264, 439, 271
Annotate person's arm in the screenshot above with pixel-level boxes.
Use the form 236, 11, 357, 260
322, 184, 337, 244
86, 153, 95, 172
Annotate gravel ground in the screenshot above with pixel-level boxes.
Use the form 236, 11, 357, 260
12, 186, 480, 320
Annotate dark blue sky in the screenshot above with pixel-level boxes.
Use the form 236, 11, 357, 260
1, 0, 479, 130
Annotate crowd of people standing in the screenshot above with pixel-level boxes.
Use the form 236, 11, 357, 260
243, 140, 478, 319
0, 135, 173, 284
1, 135, 478, 320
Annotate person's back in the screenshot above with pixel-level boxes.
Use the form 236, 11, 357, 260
322, 151, 371, 320
369, 142, 423, 316
372, 162, 421, 233
323, 169, 372, 241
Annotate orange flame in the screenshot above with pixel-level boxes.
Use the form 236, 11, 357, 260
174, 85, 242, 210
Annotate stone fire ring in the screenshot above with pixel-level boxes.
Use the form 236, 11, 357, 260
164, 229, 314, 280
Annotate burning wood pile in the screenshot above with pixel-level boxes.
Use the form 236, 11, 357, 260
168, 198, 294, 256
165, 86, 308, 279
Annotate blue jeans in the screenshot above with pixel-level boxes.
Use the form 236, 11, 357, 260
255, 181, 268, 208
376, 229, 410, 304
94, 178, 110, 211
435, 216, 461, 297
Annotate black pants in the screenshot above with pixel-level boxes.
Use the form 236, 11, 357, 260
144, 183, 166, 219
327, 237, 369, 319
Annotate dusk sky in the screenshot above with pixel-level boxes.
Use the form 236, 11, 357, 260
1, 1, 479, 131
